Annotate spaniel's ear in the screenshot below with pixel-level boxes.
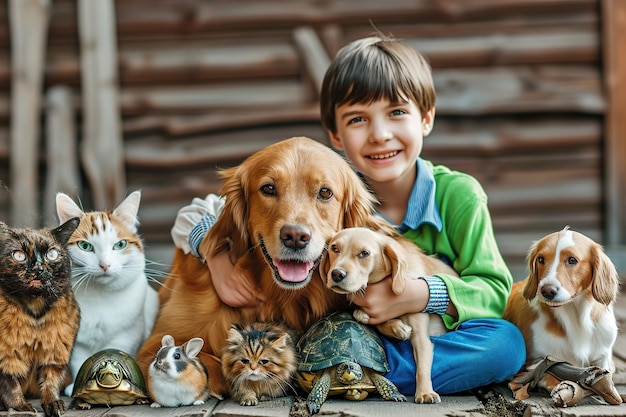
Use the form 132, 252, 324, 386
523, 240, 541, 300
200, 166, 250, 260
384, 238, 408, 295
591, 243, 620, 306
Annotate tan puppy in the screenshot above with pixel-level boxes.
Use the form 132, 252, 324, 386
320, 227, 459, 403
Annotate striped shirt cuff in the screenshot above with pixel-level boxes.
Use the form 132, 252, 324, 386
421, 276, 449, 315
189, 214, 216, 260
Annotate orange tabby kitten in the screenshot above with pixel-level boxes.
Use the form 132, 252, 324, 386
221, 322, 297, 406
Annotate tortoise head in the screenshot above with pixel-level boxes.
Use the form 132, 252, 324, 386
336, 361, 363, 384
94, 359, 125, 389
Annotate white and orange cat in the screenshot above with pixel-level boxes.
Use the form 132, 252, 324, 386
56, 191, 160, 396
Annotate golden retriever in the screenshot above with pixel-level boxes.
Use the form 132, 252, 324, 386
320, 227, 458, 404
136, 137, 394, 396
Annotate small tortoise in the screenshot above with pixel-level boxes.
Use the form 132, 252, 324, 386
71, 349, 149, 409
295, 311, 406, 414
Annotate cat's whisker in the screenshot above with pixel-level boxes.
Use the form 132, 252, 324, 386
71, 273, 93, 293
283, 378, 299, 396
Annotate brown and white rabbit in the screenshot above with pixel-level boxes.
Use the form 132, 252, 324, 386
147, 334, 221, 407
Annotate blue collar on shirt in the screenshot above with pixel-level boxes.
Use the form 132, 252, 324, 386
399, 158, 443, 233
358, 158, 443, 233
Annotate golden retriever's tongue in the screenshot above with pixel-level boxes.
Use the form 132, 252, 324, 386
274, 260, 314, 282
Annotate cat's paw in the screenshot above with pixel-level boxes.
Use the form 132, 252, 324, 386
41, 399, 66, 417
239, 396, 259, 406
150, 402, 162, 408
9, 402, 37, 413
192, 400, 205, 406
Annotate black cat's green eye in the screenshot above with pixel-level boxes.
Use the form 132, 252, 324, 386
46, 248, 59, 261
78, 241, 93, 252
113, 240, 127, 250
12, 250, 26, 262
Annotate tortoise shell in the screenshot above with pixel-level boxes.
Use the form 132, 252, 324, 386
295, 311, 389, 393
72, 348, 148, 406
296, 311, 389, 373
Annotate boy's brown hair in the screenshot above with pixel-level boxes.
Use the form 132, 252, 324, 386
320, 35, 436, 134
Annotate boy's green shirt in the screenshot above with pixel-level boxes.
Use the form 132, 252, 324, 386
402, 161, 513, 330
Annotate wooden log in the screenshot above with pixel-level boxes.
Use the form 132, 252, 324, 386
102, 0, 598, 35
9, 0, 50, 227
292, 26, 331, 95
78, 0, 126, 210
122, 105, 318, 137
43, 85, 80, 226
602, 0, 626, 246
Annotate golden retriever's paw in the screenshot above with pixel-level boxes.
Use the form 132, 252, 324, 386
353, 309, 371, 324
415, 391, 441, 404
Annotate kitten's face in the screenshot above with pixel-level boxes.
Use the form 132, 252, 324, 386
0, 219, 79, 301
222, 323, 296, 386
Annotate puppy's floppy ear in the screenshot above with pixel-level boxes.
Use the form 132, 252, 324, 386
591, 243, 620, 306
200, 165, 250, 260
319, 246, 331, 280
523, 240, 541, 300
384, 238, 408, 295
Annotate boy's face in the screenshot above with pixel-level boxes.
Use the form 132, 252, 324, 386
329, 99, 434, 186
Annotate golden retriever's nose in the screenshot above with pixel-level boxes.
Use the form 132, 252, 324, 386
331, 268, 347, 283
280, 224, 311, 249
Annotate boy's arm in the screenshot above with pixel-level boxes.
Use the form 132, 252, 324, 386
171, 194, 224, 257
170, 195, 261, 307
436, 178, 513, 329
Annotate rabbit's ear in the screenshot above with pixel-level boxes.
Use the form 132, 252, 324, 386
161, 334, 175, 347
184, 338, 205, 358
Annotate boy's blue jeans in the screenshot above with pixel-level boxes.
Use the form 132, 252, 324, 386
381, 318, 526, 395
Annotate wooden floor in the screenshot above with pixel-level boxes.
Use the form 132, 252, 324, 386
6, 292, 626, 417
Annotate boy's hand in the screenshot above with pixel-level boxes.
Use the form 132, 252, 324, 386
207, 250, 266, 307
351, 277, 429, 325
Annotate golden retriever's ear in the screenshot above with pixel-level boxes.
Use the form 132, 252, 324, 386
200, 166, 250, 260
384, 239, 408, 295
523, 241, 540, 300
341, 171, 379, 229
591, 244, 620, 306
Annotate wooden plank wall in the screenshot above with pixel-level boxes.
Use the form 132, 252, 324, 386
0, 0, 606, 279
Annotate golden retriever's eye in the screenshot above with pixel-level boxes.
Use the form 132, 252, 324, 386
566, 256, 578, 265
358, 250, 370, 258
318, 188, 333, 200
536, 256, 545, 264
260, 184, 276, 196
330, 244, 339, 253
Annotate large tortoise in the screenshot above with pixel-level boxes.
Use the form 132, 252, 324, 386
294, 311, 406, 414
71, 349, 149, 409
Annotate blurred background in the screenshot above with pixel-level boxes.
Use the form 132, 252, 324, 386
0, 0, 624, 280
